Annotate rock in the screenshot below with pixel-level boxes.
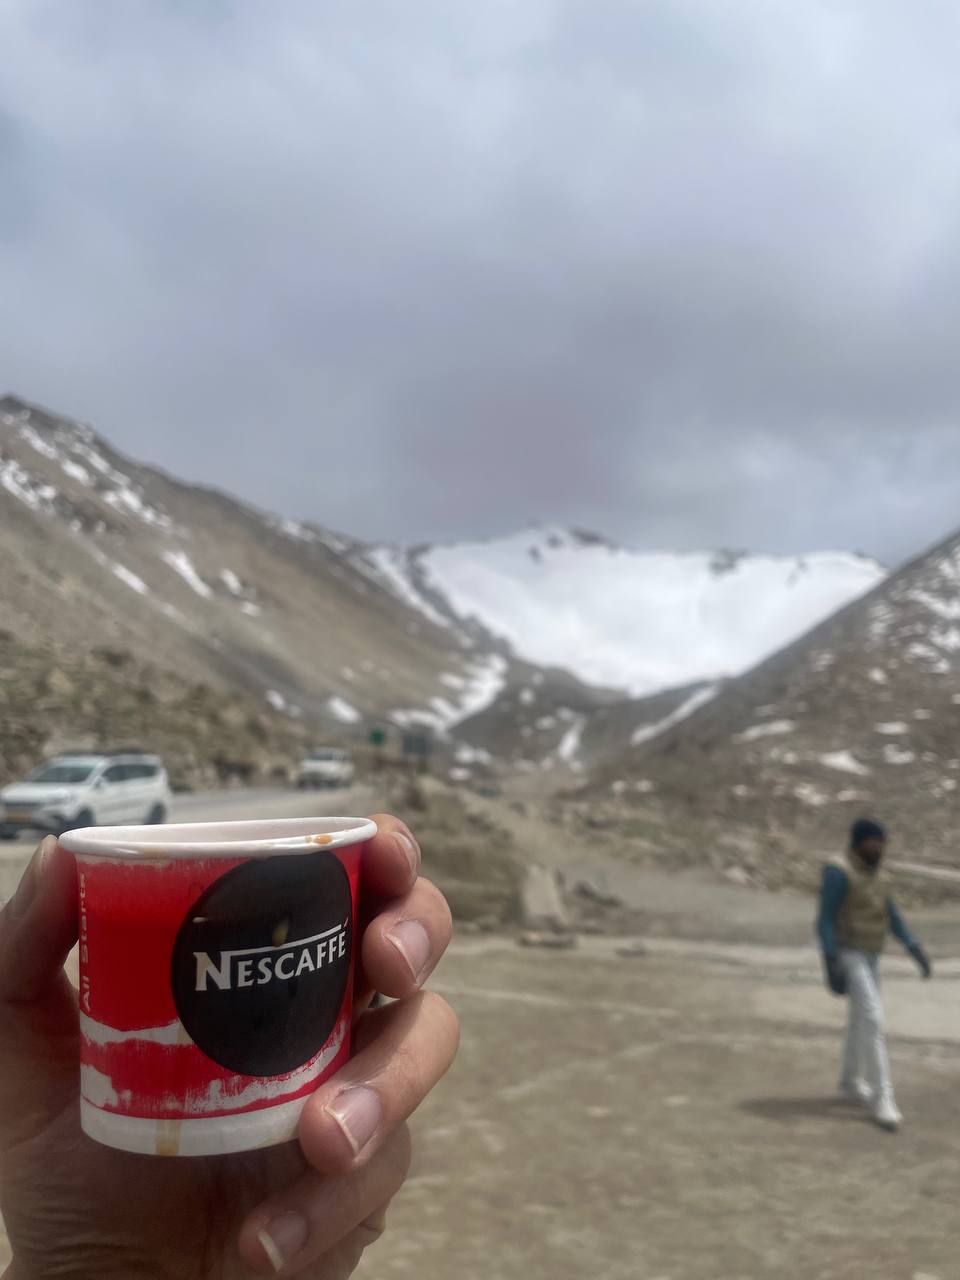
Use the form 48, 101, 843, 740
573, 875, 624, 909
615, 940, 649, 958
519, 931, 578, 950
519, 864, 569, 932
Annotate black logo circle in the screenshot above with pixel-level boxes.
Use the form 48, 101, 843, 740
171, 853, 353, 1077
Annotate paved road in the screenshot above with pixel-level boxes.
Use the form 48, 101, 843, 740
0, 785, 374, 904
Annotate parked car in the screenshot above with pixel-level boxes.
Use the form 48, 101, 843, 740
296, 748, 355, 790
0, 753, 171, 838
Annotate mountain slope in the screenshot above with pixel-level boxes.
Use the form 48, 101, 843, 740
0, 395, 537, 781
358, 529, 885, 696
601, 528, 960, 862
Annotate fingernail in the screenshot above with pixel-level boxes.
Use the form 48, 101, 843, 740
393, 829, 420, 877
386, 918, 431, 981
258, 1213, 309, 1273
9, 838, 54, 921
324, 1084, 382, 1156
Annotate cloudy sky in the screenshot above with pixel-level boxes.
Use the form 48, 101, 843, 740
3, 1, 960, 566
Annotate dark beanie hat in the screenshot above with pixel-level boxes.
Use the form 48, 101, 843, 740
850, 818, 886, 848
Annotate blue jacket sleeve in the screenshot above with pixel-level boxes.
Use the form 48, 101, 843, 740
816, 865, 847, 960
887, 897, 917, 952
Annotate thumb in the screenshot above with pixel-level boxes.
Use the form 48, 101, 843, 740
0, 840, 80, 1148
0, 838, 78, 1003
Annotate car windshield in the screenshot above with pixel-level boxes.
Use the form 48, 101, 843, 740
310, 750, 339, 761
26, 763, 96, 785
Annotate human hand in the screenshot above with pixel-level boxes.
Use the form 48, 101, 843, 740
823, 953, 847, 996
910, 942, 932, 979
0, 814, 457, 1279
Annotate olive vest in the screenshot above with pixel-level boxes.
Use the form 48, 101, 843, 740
828, 852, 889, 954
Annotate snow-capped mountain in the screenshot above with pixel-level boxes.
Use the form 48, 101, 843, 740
357, 529, 885, 696
0, 392, 890, 786
602, 527, 960, 865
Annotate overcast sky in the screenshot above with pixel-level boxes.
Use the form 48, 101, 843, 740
3, 2, 960, 566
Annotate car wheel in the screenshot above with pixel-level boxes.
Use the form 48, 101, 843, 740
0, 826, 17, 841
146, 804, 167, 825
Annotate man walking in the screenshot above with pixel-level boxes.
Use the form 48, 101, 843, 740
816, 818, 932, 1131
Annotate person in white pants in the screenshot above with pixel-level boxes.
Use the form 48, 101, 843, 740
816, 818, 932, 1132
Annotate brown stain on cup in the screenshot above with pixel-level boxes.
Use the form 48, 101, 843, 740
309, 833, 334, 846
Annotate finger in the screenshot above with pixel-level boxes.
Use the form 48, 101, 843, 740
362, 815, 421, 902
0, 839, 78, 1003
238, 1126, 408, 1275
300, 991, 458, 1177
310, 1211, 390, 1280
361, 876, 453, 999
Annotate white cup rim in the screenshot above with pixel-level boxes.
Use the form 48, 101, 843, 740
59, 816, 378, 860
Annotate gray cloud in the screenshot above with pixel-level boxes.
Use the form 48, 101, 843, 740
3, 1, 960, 565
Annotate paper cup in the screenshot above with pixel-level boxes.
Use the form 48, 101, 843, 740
59, 816, 375, 1157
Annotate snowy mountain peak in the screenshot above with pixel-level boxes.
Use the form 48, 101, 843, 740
359, 532, 885, 697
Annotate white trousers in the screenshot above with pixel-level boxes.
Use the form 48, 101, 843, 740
839, 948, 895, 1104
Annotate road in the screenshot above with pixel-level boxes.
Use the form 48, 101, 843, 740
0, 784, 375, 904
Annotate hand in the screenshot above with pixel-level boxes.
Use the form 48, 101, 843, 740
910, 943, 932, 979
0, 815, 458, 1279
823, 953, 847, 996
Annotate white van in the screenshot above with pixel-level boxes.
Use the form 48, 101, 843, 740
296, 748, 355, 790
0, 753, 171, 838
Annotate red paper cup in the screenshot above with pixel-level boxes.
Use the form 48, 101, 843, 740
59, 816, 375, 1157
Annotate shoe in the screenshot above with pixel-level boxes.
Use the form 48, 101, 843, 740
873, 1096, 902, 1132
838, 1079, 874, 1108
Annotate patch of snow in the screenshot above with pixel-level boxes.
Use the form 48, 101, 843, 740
632, 685, 718, 746
868, 668, 888, 685
931, 626, 960, 652
875, 722, 908, 735
908, 590, 960, 621
439, 673, 467, 689
837, 789, 868, 802
265, 690, 287, 712
162, 549, 213, 598
364, 547, 452, 630
220, 569, 244, 595
811, 652, 835, 672
111, 563, 149, 595
820, 750, 871, 776
272, 518, 318, 543
104, 484, 171, 528
240, 601, 261, 617
454, 743, 492, 765
449, 767, 472, 782
883, 744, 916, 765
731, 784, 751, 797
341, 666, 356, 680
536, 715, 558, 730
61, 459, 93, 485
328, 695, 361, 724
556, 714, 586, 764
414, 533, 883, 695
913, 709, 933, 720
794, 783, 830, 807
17, 423, 59, 459
735, 719, 796, 743
448, 654, 509, 726
0, 457, 58, 512
519, 688, 536, 706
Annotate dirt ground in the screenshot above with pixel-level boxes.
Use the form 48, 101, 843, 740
362, 923, 960, 1280
3, 788, 959, 1278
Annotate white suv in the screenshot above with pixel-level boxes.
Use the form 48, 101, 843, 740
0, 754, 171, 839
296, 748, 355, 790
